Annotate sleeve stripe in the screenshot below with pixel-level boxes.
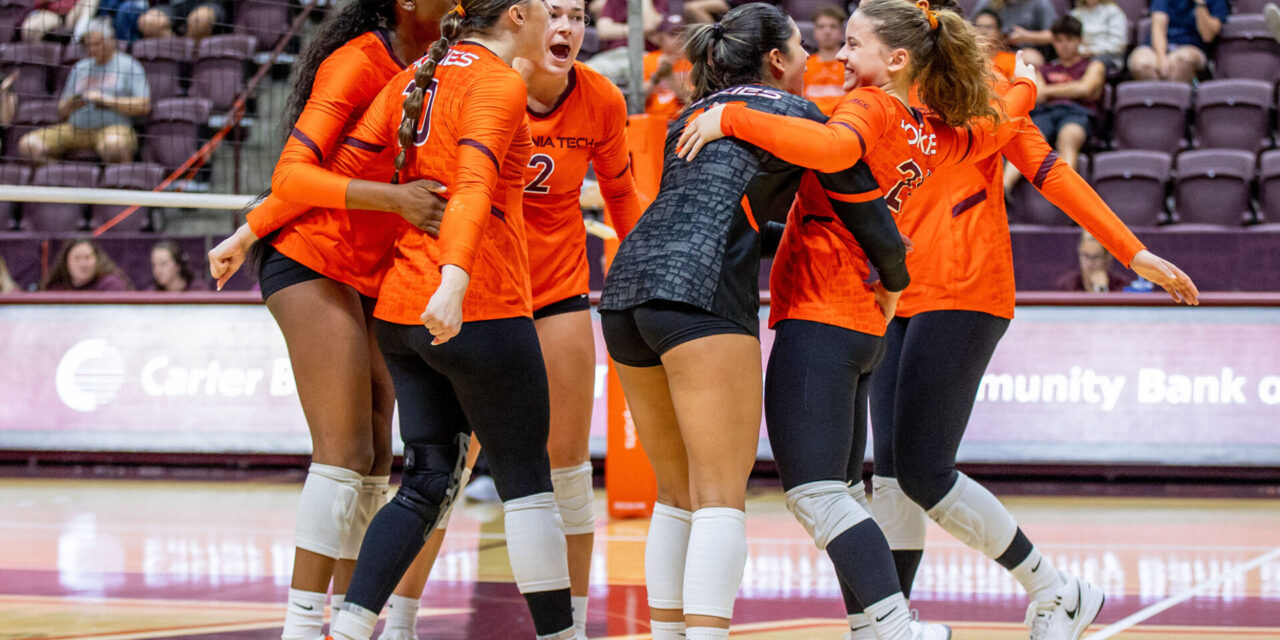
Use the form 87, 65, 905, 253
340, 136, 386, 153
610, 159, 632, 180
291, 127, 323, 163
459, 138, 499, 171
951, 189, 988, 217
835, 121, 867, 158
825, 188, 882, 204
490, 206, 506, 221
1032, 150, 1060, 189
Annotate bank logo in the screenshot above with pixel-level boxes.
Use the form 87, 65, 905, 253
55, 339, 126, 412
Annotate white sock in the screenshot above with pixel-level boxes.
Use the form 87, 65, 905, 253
382, 593, 420, 634
330, 604, 379, 640
650, 619, 686, 640
848, 612, 871, 631
685, 627, 730, 640
865, 593, 913, 640
570, 594, 588, 637
1011, 548, 1065, 602
282, 588, 326, 640
331, 593, 345, 618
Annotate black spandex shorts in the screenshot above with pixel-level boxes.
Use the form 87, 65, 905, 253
257, 244, 326, 302
600, 300, 753, 368
533, 293, 590, 320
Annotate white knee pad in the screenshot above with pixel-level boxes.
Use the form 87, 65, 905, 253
434, 467, 472, 531
550, 462, 595, 536
847, 478, 870, 511
683, 507, 747, 619
340, 475, 391, 561
925, 472, 1017, 560
503, 492, 572, 593
785, 481, 872, 550
646, 502, 692, 611
869, 475, 928, 551
295, 463, 362, 558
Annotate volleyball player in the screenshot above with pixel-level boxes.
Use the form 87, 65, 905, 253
205, 3, 449, 638
375, 1, 643, 637
599, 5, 956, 639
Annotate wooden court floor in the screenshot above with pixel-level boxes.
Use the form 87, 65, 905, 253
1, 475, 1277, 639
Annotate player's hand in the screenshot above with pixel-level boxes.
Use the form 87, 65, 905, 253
0, 70, 18, 94
1129, 249, 1199, 305
421, 264, 470, 345
208, 223, 258, 291
676, 103, 728, 161
900, 231, 914, 254
396, 180, 449, 236
872, 281, 902, 324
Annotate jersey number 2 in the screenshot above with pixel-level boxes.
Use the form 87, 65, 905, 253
525, 154, 555, 194
402, 78, 439, 146
884, 159, 925, 214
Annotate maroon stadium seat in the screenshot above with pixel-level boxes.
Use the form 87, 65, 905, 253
1193, 78, 1274, 152
4, 98, 58, 162
1090, 150, 1171, 227
1259, 150, 1280, 224
130, 37, 193, 101
1009, 156, 1092, 226
142, 97, 211, 171
93, 162, 166, 231
1172, 149, 1256, 226
1112, 81, 1191, 154
24, 163, 99, 231
190, 34, 257, 112
1113, 0, 1147, 24
1214, 14, 1280, 82
234, 0, 292, 52
0, 162, 29, 229
0, 41, 60, 99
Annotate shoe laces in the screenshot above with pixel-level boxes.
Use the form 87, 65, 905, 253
1024, 598, 1058, 640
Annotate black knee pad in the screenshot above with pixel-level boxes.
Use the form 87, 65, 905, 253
392, 433, 470, 531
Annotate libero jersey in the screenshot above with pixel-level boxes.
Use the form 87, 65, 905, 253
321, 42, 534, 324
245, 31, 416, 298
524, 62, 641, 311
599, 84, 895, 335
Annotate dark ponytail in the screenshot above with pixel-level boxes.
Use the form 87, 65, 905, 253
684, 3, 796, 103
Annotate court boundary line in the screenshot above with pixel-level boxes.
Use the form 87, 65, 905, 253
1084, 546, 1280, 640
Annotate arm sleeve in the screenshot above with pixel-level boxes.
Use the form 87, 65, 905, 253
246, 194, 314, 237
435, 76, 529, 273
718, 91, 889, 173
813, 165, 909, 292
1001, 121, 1146, 266
932, 77, 1039, 166
270, 48, 396, 210
591, 86, 643, 239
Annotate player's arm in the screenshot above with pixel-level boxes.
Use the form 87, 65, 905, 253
932, 76, 1040, 166
591, 86, 644, 239
814, 165, 909, 293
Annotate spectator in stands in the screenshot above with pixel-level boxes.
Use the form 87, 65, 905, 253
18, 19, 150, 165
804, 5, 848, 115
1006, 16, 1103, 192
96, 0, 150, 42
972, 0, 1059, 66
1265, 3, 1280, 42
1127, 0, 1227, 82
974, 9, 1019, 78
1057, 231, 1132, 292
20, 0, 98, 43
41, 237, 133, 291
0, 71, 16, 128
149, 240, 198, 291
586, 0, 668, 83
642, 14, 691, 122
683, 0, 729, 23
1070, 0, 1127, 71
136, 0, 229, 43
0, 254, 18, 294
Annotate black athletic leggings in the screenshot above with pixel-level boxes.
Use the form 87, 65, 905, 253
868, 310, 1010, 509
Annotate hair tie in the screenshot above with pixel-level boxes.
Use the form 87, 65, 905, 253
451, 2, 466, 18
711, 22, 724, 39
915, 0, 938, 30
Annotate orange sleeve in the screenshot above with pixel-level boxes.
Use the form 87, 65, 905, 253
592, 86, 643, 239
931, 77, 1041, 166
717, 89, 890, 173
270, 47, 395, 210
245, 193, 312, 237
437, 75, 529, 273
1002, 120, 1146, 266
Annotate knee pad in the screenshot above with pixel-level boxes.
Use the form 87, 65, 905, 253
683, 507, 747, 619
550, 462, 595, 536
847, 478, 870, 511
925, 472, 1017, 560
392, 433, 470, 531
294, 463, 362, 558
869, 475, 927, 551
502, 492, 572, 593
785, 481, 871, 550
646, 502, 692, 610
434, 467, 472, 531
339, 475, 391, 560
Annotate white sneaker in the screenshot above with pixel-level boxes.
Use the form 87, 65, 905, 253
1025, 571, 1105, 640
463, 475, 501, 503
908, 620, 952, 640
1265, 3, 1280, 43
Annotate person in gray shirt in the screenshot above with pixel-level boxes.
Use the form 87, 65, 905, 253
18, 17, 151, 164
972, 0, 1058, 66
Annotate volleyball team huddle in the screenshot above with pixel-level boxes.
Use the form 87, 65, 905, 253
207, 0, 1200, 637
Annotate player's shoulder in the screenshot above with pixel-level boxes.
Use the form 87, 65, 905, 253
326, 31, 400, 74
698, 83, 814, 117
572, 61, 626, 105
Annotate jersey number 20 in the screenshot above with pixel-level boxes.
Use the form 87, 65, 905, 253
525, 154, 556, 194
402, 78, 439, 146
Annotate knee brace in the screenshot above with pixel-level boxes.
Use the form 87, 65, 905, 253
502, 492, 572, 593
434, 467, 472, 531
869, 475, 927, 551
646, 502, 692, 611
340, 475, 391, 561
392, 433, 470, 532
785, 481, 872, 550
295, 463, 362, 558
925, 472, 1017, 560
550, 462, 595, 536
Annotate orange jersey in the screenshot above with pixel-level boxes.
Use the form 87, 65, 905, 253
244, 31, 414, 297
524, 62, 641, 311
803, 55, 846, 116
643, 51, 692, 122
991, 50, 1017, 80
323, 42, 533, 325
